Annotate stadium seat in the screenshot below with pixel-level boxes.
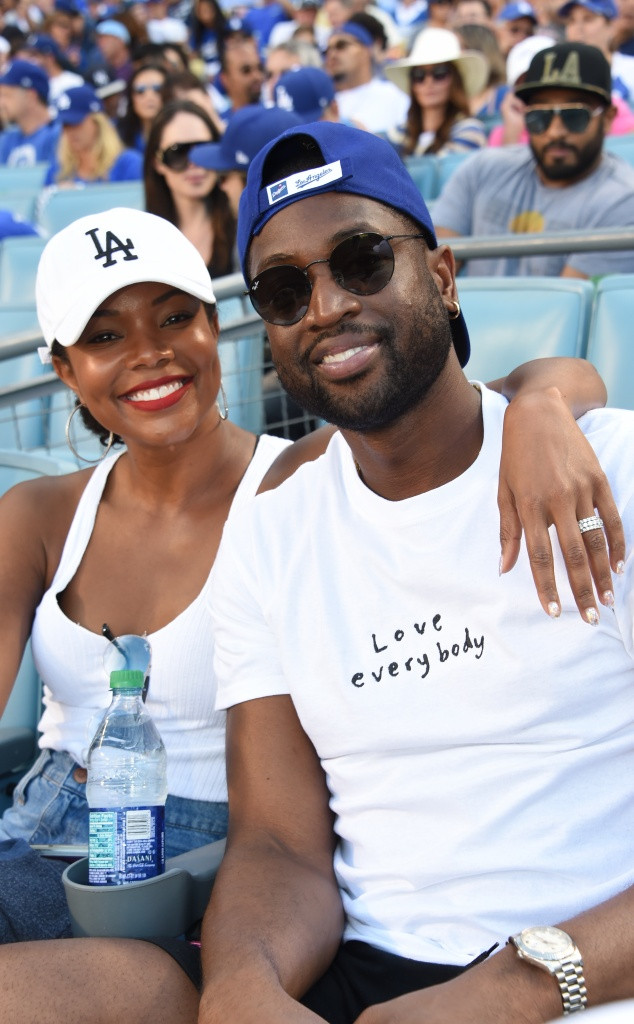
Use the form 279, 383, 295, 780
457, 276, 595, 383
37, 181, 145, 236
0, 449, 74, 809
0, 310, 47, 449
604, 133, 634, 166
217, 296, 265, 435
585, 274, 634, 411
0, 163, 49, 194
404, 155, 439, 201
0, 235, 46, 305
435, 151, 473, 195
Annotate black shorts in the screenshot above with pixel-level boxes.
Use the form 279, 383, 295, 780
147, 937, 496, 1023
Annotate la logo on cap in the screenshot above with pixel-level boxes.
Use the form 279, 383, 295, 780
539, 51, 582, 87
85, 226, 138, 268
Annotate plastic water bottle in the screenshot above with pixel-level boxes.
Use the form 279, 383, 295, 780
86, 669, 167, 886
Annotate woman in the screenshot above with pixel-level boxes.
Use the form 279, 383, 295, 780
144, 99, 235, 278
0, 206, 625, 1013
455, 22, 509, 132
188, 0, 228, 80
45, 84, 143, 186
118, 62, 169, 153
385, 26, 489, 156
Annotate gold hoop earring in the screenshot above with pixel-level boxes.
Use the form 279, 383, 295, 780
448, 299, 461, 320
217, 380, 229, 421
65, 403, 115, 464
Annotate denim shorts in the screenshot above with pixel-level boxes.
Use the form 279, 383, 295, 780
0, 748, 229, 857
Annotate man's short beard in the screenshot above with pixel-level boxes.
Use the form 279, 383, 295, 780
273, 294, 453, 433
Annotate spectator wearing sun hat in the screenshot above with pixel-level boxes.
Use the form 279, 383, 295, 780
558, 0, 634, 101
324, 20, 409, 134
384, 27, 488, 156
273, 66, 338, 123
43, 83, 142, 184
0, 59, 60, 166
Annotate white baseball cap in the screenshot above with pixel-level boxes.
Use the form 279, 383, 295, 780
36, 207, 215, 349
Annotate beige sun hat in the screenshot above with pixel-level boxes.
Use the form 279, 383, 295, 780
384, 27, 489, 97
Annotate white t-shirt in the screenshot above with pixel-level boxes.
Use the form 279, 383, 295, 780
335, 77, 410, 134
212, 387, 634, 965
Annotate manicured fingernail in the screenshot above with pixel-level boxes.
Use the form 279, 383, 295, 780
616, 560, 625, 575
585, 607, 599, 626
602, 590, 614, 607
548, 601, 560, 618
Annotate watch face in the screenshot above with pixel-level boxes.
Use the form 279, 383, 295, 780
519, 926, 575, 961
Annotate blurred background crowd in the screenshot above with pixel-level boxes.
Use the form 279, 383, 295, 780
2, 0, 634, 274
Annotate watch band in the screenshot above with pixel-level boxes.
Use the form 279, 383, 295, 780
556, 960, 588, 1015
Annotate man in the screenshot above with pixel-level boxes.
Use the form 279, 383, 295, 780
24, 33, 84, 107
273, 65, 339, 122
94, 18, 133, 83
495, 0, 538, 56
324, 19, 408, 133
558, 0, 634, 102
0, 58, 59, 166
197, 119, 634, 1024
433, 41, 634, 277
218, 30, 265, 119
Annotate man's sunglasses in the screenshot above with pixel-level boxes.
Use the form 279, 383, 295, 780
410, 64, 452, 83
133, 82, 163, 95
524, 104, 603, 135
248, 232, 427, 326
159, 140, 205, 171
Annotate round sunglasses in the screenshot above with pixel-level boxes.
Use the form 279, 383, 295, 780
159, 139, 208, 171
248, 232, 428, 326
410, 64, 452, 84
524, 104, 602, 136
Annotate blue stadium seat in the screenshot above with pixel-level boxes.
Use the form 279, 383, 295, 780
435, 151, 474, 195
37, 181, 145, 236
217, 296, 264, 435
585, 274, 634, 411
404, 155, 439, 201
604, 134, 634, 166
0, 235, 46, 305
0, 308, 47, 449
0, 163, 48, 194
457, 276, 595, 383
0, 449, 74, 809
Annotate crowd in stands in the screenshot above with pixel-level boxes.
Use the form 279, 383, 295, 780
2, 0, 634, 272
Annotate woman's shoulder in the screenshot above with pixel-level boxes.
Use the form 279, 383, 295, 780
0, 467, 94, 544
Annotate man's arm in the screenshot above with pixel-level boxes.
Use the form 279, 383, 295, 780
354, 884, 634, 1023
198, 694, 344, 1024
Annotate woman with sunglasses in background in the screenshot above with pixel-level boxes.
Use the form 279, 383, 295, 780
144, 99, 235, 278
385, 27, 489, 156
118, 62, 169, 154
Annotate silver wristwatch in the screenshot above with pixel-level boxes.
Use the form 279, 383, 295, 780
509, 925, 588, 1015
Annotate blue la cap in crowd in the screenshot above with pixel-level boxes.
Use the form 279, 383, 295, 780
54, 0, 85, 14
190, 105, 302, 173
56, 84, 103, 123
0, 59, 49, 102
238, 121, 470, 367
26, 33, 66, 62
274, 66, 335, 123
332, 21, 374, 47
96, 19, 131, 44
558, 0, 617, 16
497, 1, 538, 21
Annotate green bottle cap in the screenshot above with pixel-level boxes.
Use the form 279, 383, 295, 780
109, 669, 145, 690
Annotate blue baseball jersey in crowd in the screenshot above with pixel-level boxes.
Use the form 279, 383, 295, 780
0, 121, 60, 167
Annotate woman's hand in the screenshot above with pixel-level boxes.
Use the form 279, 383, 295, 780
498, 387, 625, 623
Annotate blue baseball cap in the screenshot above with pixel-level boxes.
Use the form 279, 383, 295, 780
190, 105, 302, 172
274, 67, 335, 123
558, 0, 617, 15
26, 33, 66, 63
56, 84, 103, 123
96, 19, 131, 44
0, 59, 49, 103
332, 21, 374, 47
238, 121, 470, 367
497, 1, 538, 20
